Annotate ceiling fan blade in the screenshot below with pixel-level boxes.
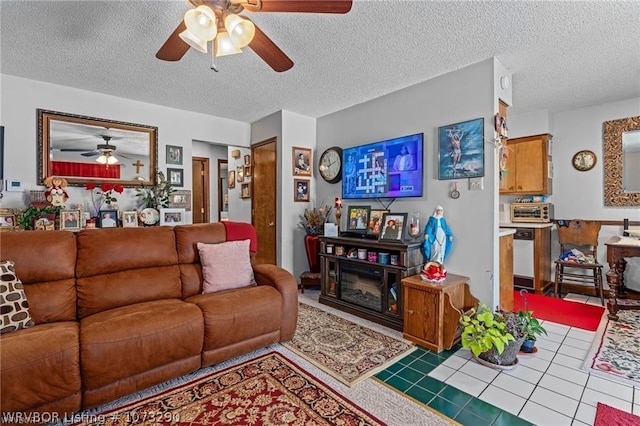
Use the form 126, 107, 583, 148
244, 0, 352, 13
59, 148, 94, 152
248, 24, 293, 72
81, 151, 100, 157
118, 153, 132, 160
156, 22, 190, 61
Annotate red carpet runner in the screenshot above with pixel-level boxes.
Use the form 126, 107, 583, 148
513, 290, 605, 331
594, 402, 640, 426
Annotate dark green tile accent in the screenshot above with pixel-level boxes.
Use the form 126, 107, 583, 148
492, 411, 534, 426
428, 396, 462, 419
416, 376, 447, 394
439, 385, 473, 407
374, 369, 393, 381
463, 398, 502, 423
421, 352, 444, 366
385, 375, 413, 392
384, 362, 404, 374
397, 356, 414, 366
454, 409, 493, 426
410, 358, 438, 372
396, 366, 425, 383
405, 385, 436, 405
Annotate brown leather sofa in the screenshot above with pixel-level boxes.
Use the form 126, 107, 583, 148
0, 223, 298, 422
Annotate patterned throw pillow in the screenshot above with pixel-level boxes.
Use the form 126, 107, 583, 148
1, 260, 35, 334
198, 239, 256, 294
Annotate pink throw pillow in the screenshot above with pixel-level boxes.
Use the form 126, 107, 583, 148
198, 240, 256, 294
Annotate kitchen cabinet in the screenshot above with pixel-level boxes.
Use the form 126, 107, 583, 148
500, 224, 553, 294
500, 134, 553, 195
402, 274, 478, 353
499, 229, 515, 311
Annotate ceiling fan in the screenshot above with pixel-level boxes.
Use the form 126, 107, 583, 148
156, 0, 353, 72
59, 135, 130, 165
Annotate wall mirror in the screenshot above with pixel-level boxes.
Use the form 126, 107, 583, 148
38, 109, 158, 187
603, 115, 640, 206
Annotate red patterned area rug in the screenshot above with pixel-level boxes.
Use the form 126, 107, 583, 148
71, 352, 384, 425
583, 310, 640, 387
283, 303, 416, 386
594, 402, 640, 426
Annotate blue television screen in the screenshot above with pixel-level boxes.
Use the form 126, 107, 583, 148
342, 133, 423, 199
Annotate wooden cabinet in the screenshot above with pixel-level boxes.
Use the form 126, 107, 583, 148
318, 236, 423, 330
499, 233, 514, 311
500, 134, 553, 195
402, 274, 478, 353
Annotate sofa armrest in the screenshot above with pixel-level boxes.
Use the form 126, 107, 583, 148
252, 264, 298, 341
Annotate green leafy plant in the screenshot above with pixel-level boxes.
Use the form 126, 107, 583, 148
517, 310, 547, 341
135, 171, 175, 209
459, 304, 516, 357
17, 206, 61, 230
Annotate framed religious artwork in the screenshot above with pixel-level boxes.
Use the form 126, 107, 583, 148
438, 117, 484, 180
292, 147, 312, 176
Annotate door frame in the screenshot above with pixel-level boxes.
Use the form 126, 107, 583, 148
217, 159, 228, 221
192, 156, 210, 223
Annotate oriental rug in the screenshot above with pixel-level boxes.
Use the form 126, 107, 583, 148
583, 310, 640, 387
282, 303, 416, 386
594, 402, 640, 426
513, 290, 604, 331
70, 352, 384, 426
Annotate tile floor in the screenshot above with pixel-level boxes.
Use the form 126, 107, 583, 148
374, 293, 640, 425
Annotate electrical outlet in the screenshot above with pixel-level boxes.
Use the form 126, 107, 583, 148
469, 177, 483, 191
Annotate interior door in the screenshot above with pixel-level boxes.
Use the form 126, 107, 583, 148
217, 159, 228, 221
192, 156, 210, 223
252, 138, 277, 265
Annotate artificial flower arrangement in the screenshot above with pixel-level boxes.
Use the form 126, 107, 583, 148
85, 182, 124, 216
421, 261, 447, 282
299, 203, 332, 235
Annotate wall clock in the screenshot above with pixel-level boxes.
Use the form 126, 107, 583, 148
319, 147, 343, 183
572, 150, 597, 172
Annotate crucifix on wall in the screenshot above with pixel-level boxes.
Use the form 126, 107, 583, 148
132, 160, 144, 174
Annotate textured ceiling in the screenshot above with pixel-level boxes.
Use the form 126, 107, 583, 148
1, 0, 639, 124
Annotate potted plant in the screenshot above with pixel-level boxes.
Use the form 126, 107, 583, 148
459, 304, 525, 369
518, 310, 547, 353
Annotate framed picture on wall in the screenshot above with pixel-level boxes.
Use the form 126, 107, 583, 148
438, 117, 484, 180
228, 170, 236, 189
166, 145, 183, 165
244, 154, 251, 165
167, 168, 184, 187
292, 147, 312, 176
241, 183, 251, 199
294, 179, 309, 202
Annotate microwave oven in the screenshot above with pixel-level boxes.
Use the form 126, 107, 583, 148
511, 203, 553, 223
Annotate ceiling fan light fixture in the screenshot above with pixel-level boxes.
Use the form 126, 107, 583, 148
224, 14, 255, 48
184, 5, 218, 41
179, 29, 208, 53
107, 155, 118, 165
215, 32, 242, 57
96, 154, 108, 165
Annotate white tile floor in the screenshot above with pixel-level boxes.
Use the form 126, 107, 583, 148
428, 294, 639, 426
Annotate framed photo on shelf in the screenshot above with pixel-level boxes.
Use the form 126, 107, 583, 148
379, 213, 408, 242
166, 145, 183, 165
368, 209, 389, 236
98, 210, 118, 228
159, 208, 186, 226
346, 205, 371, 233
60, 209, 81, 231
438, 117, 484, 180
167, 168, 184, 187
122, 211, 139, 228
0, 209, 16, 229
294, 179, 310, 202
241, 183, 251, 199
292, 146, 312, 176
228, 170, 236, 189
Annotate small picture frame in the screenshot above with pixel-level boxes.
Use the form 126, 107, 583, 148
438, 117, 485, 180
166, 145, 183, 165
98, 210, 118, 228
122, 211, 139, 228
241, 183, 251, 199
347, 206, 371, 233
244, 154, 251, 166
244, 165, 251, 178
168, 190, 192, 211
34, 217, 55, 231
228, 170, 236, 189
60, 209, 81, 231
292, 146, 312, 176
0, 211, 16, 228
237, 165, 244, 183
294, 179, 310, 202
167, 168, 184, 187
368, 209, 389, 236
379, 213, 408, 242
159, 208, 186, 226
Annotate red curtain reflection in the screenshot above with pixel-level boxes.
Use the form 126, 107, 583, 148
51, 161, 121, 178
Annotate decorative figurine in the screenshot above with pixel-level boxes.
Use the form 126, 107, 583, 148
43, 176, 69, 207
423, 205, 454, 264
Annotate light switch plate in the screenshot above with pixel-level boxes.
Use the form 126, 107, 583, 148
469, 177, 483, 191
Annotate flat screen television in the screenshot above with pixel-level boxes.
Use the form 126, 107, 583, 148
342, 133, 423, 199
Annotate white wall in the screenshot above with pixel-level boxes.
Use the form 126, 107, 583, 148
226, 146, 251, 223
510, 97, 640, 289
0, 74, 250, 222
316, 59, 501, 305
192, 141, 227, 222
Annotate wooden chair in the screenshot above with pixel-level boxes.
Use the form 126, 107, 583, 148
554, 220, 604, 305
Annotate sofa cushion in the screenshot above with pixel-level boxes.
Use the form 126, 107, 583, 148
1, 261, 35, 334
0, 322, 81, 414
198, 240, 256, 294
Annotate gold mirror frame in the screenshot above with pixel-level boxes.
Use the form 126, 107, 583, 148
603, 115, 640, 206
38, 109, 158, 187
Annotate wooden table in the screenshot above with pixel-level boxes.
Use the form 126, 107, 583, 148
605, 236, 640, 320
